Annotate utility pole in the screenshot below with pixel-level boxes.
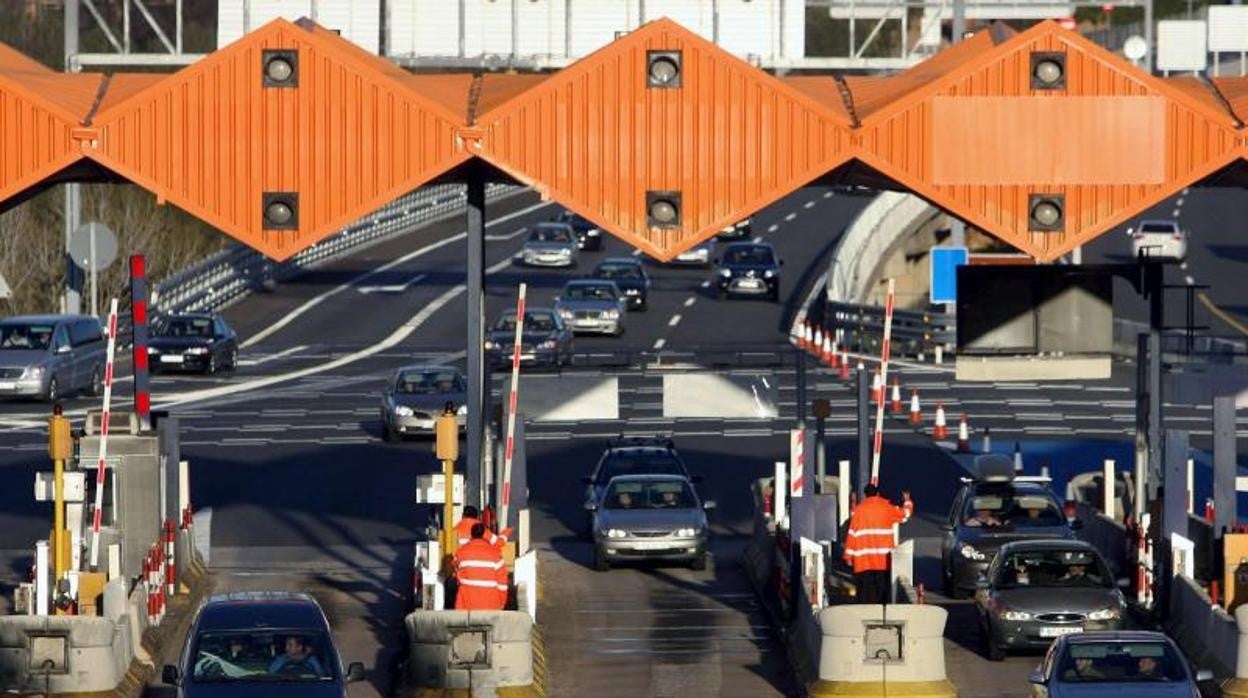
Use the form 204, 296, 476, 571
63, 0, 82, 315
465, 172, 486, 511
48, 405, 72, 588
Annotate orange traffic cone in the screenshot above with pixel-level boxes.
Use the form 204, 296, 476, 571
909, 390, 922, 425
813, 326, 823, 358
830, 337, 841, 368
933, 402, 947, 439
804, 321, 814, 351
822, 334, 834, 366
871, 370, 882, 405
957, 414, 971, 453
838, 348, 850, 380
889, 379, 902, 414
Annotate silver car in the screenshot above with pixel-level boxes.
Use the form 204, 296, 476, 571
379, 365, 467, 441
588, 475, 715, 571
671, 238, 716, 267
0, 314, 106, 402
519, 222, 579, 268
554, 280, 627, 336
1029, 631, 1211, 697
1128, 219, 1187, 261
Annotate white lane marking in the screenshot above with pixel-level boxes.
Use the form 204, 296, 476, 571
1180, 262, 1188, 270
1185, 275, 1195, 285
823, 191, 834, 199
236, 344, 308, 367
752, 236, 763, 243
761, 377, 771, 389
783, 212, 797, 222
1176, 197, 1185, 207
668, 314, 682, 327
700, 280, 711, 288
356, 272, 427, 294
153, 259, 510, 410
241, 200, 551, 348
652, 338, 666, 350
1183, 187, 1190, 195
683, 297, 696, 308
750, 383, 767, 418
1172, 208, 1181, 218
767, 224, 779, 233
631, 248, 643, 256
803, 200, 815, 209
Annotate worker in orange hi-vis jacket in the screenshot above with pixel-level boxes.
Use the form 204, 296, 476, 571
454, 523, 508, 610
843, 483, 913, 604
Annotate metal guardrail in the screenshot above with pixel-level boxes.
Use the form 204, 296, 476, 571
150, 183, 521, 316
823, 300, 954, 358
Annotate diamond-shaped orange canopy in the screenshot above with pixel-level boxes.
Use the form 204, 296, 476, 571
0, 17, 1243, 262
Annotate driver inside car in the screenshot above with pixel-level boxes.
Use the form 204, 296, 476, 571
268, 635, 324, 676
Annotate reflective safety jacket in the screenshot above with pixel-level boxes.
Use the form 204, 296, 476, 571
454, 517, 500, 547
454, 538, 508, 610
843, 495, 913, 574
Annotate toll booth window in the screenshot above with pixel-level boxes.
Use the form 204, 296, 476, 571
82, 467, 117, 528
863, 622, 903, 662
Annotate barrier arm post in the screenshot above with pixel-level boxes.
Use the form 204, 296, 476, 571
869, 279, 896, 486
499, 283, 527, 535
436, 405, 460, 561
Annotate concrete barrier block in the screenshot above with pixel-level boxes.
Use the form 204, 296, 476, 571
103, 578, 128, 622
0, 615, 130, 694
405, 610, 535, 693
817, 605, 950, 685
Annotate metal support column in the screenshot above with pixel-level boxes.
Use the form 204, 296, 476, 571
466, 175, 486, 511
813, 399, 830, 493
63, 0, 82, 316
1213, 396, 1237, 534
1146, 263, 1164, 499
1144, 0, 1155, 73
952, 0, 966, 42
856, 368, 870, 496
796, 349, 808, 425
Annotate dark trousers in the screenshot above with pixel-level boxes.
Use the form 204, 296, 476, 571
855, 569, 891, 604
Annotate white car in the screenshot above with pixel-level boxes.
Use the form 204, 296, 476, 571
1128, 220, 1187, 261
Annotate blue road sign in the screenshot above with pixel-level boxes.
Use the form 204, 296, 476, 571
930, 247, 968, 304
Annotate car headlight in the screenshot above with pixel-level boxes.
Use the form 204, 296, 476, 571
538, 340, 558, 350
604, 309, 619, 319
484, 340, 496, 350
457, 404, 468, 416
186, 347, 210, 355
719, 269, 732, 278
558, 309, 574, 319
764, 269, 775, 279
959, 543, 986, 561
675, 527, 699, 537
394, 405, 414, 417
146, 346, 158, 354
624, 288, 639, 295
557, 248, 572, 256
1087, 606, 1121, 621
605, 529, 627, 539
23, 365, 45, 379
587, 229, 600, 236
998, 609, 1032, 621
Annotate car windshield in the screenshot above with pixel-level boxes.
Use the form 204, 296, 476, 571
604, 480, 697, 509
723, 246, 775, 265
396, 370, 464, 395
558, 213, 590, 229
191, 630, 334, 683
594, 263, 641, 280
0, 323, 55, 351
596, 453, 686, 484
530, 226, 572, 243
494, 312, 557, 333
1057, 641, 1187, 683
961, 487, 1064, 528
994, 548, 1112, 589
157, 317, 214, 338
1139, 222, 1177, 234
564, 284, 617, 301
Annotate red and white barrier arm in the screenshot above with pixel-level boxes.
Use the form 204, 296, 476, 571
89, 298, 120, 570
499, 283, 527, 533
869, 279, 896, 486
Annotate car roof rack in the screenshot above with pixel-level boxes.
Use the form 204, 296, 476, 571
608, 433, 675, 449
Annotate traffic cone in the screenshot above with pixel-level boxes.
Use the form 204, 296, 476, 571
813, 326, 823, 358
933, 403, 948, 439
909, 390, 922, 425
957, 414, 970, 453
804, 321, 814, 351
889, 379, 902, 414
839, 348, 850, 380
830, 338, 841, 368
790, 321, 802, 347
871, 370, 882, 405
822, 333, 834, 366
1013, 442, 1023, 472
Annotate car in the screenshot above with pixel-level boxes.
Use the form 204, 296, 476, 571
1028, 631, 1212, 697
148, 314, 239, 375
518, 222, 579, 267
556, 210, 604, 251
554, 280, 627, 336
1128, 219, 1187, 261
591, 257, 650, 311
716, 218, 752, 240
588, 474, 715, 572
976, 539, 1127, 661
941, 456, 1079, 598
0, 314, 106, 402
485, 307, 574, 369
581, 436, 699, 532
669, 238, 716, 267
162, 591, 364, 697
714, 241, 782, 301
379, 365, 467, 442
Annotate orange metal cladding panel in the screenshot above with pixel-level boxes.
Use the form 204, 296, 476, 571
856, 22, 1241, 261
87, 20, 468, 260
477, 19, 852, 260
0, 71, 98, 205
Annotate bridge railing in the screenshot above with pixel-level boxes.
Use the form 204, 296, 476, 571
823, 300, 955, 359
150, 183, 521, 316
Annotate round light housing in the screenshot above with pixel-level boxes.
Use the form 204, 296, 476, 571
265, 200, 294, 226
649, 56, 679, 85
649, 199, 678, 224
1031, 200, 1062, 228
1033, 59, 1063, 86
266, 56, 294, 83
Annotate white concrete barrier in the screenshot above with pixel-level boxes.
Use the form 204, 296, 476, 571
811, 605, 957, 697
1164, 576, 1237, 678
0, 615, 132, 694
405, 610, 536, 696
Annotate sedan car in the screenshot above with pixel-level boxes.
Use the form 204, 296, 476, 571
977, 539, 1127, 661
148, 314, 239, 375
379, 365, 467, 442
485, 307, 574, 369
592, 257, 650, 311
1029, 631, 1211, 697
716, 218, 752, 240
556, 210, 604, 251
162, 591, 364, 697
669, 238, 716, 267
715, 242, 782, 301
1128, 219, 1187, 261
554, 280, 627, 336
942, 456, 1078, 598
588, 474, 714, 571
581, 436, 698, 533
518, 222, 579, 268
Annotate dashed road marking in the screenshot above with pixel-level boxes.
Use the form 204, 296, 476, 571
1172, 208, 1181, 218
752, 236, 763, 243
823, 191, 834, 198
1177, 197, 1185, 207
1185, 275, 1195, 285
783, 212, 797, 222
1180, 262, 1188, 270
652, 338, 666, 350
668, 314, 682, 327
631, 248, 643, 256
683, 297, 696, 307
237, 345, 308, 367
767, 224, 780, 233
803, 200, 815, 209
700, 280, 711, 288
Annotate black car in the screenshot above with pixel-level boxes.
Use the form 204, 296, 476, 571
716, 218, 752, 240
148, 314, 239, 375
714, 242, 782, 301
592, 257, 650, 311
162, 592, 364, 697
941, 456, 1079, 598
581, 436, 701, 532
556, 210, 604, 251
485, 307, 575, 369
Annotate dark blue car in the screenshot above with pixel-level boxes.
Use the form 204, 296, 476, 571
162, 592, 364, 697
